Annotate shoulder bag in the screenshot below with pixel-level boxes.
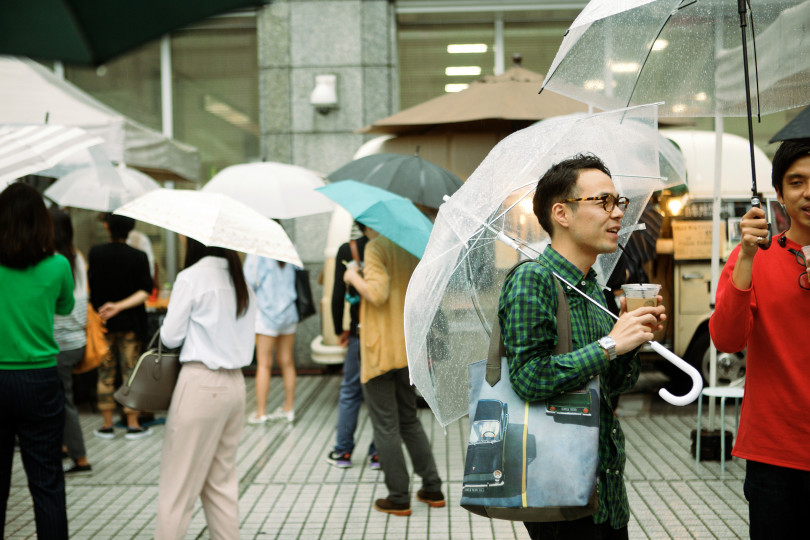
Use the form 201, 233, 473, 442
294, 267, 317, 322
114, 331, 181, 411
461, 260, 600, 522
74, 303, 108, 375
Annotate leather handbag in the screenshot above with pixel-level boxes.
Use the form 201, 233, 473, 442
74, 303, 108, 375
114, 331, 181, 411
461, 260, 600, 522
294, 267, 317, 322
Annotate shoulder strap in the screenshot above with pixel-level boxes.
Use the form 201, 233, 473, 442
486, 261, 572, 386
349, 240, 361, 265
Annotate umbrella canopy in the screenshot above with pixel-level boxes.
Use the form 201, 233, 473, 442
0, 1, 269, 66
316, 180, 433, 259
201, 162, 334, 219
403, 104, 689, 427
769, 105, 810, 143
541, 0, 810, 118
0, 124, 103, 187
360, 58, 590, 135
45, 163, 161, 212
326, 153, 463, 210
0, 57, 200, 182
114, 189, 302, 267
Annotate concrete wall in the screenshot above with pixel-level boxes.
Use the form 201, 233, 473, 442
257, 0, 398, 368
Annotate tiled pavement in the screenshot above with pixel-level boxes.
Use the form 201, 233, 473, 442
5, 370, 747, 539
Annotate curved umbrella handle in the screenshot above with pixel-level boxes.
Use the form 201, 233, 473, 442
649, 341, 703, 406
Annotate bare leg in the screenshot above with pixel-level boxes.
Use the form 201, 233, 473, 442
254, 334, 277, 418
276, 333, 296, 412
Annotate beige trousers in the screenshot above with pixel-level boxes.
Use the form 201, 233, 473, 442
155, 362, 245, 540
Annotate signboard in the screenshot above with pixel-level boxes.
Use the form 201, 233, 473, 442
672, 220, 726, 260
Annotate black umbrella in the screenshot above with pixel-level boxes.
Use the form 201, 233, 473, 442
0, 0, 269, 66
769, 106, 810, 143
326, 152, 463, 210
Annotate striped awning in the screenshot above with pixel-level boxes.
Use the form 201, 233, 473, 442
0, 124, 104, 187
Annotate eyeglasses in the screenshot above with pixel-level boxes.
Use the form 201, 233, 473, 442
786, 248, 810, 290
562, 194, 630, 213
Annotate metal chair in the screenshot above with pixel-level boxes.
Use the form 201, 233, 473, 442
695, 380, 745, 474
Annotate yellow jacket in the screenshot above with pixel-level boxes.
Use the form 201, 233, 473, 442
359, 236, 418, 383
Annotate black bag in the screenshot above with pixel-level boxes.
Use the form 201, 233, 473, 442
114, 331, 181, 412
294, 268, 316, 322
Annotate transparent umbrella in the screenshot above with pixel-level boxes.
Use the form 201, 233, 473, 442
404, 104, 695, 427
540, 0, 810, 205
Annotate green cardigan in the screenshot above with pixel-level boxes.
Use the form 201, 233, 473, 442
0, 254, 75, 370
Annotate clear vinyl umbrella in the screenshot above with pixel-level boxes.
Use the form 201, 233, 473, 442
404, 104, 695, 427
540, 0, 810, 204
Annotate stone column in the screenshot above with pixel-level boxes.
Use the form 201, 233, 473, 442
257, 0, 398, 368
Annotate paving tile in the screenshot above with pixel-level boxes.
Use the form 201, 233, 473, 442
5, 374, 752, 539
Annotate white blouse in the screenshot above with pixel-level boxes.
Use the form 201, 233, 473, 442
160, 256, 257, 370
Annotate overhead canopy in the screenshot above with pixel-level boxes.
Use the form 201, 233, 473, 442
359, 59, 591, 136
0, 0, 268, 66
0, 56, 200, 182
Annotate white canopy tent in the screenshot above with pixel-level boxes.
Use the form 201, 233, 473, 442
0, 56, 199, 182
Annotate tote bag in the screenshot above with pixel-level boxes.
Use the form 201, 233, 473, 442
74, 303, 108, 375
461, 263, 600, 522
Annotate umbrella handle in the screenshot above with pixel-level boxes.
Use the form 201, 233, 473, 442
751, 197, 772, 250
649, 341, 703, 406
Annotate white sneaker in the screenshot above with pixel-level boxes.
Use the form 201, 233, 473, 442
247, 414, 267, 425
267, 407, 294, 423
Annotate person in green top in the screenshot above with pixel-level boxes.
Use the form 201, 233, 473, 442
0, 183, 74, 539
498, 154, 665, 540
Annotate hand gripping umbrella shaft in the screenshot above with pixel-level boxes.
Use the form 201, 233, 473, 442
496, 231, 703, 406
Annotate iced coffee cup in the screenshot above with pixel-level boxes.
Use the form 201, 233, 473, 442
621, 283, 662, 312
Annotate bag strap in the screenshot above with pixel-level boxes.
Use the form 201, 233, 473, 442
486, 260, 572, 386
349, 240, 361, 266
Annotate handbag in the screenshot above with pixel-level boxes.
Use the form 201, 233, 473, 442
461, 260, 600, 522
294, 267, 317, 322
113, 331, 181, 411
74, 303, 108, 375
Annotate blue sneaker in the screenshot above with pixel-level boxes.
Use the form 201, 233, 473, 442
369, 454, 381, 470
326, 451, 352, 468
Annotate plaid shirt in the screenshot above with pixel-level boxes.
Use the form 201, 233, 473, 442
498, 246, 640, 529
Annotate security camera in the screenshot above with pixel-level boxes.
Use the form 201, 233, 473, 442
310, 74, 338, 115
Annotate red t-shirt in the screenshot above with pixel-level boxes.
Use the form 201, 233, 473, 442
709, 238, 810, 471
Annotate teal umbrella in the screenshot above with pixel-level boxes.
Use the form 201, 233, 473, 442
316, 180, 433, 259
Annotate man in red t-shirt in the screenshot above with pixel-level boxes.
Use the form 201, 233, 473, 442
709, 139, 810, 539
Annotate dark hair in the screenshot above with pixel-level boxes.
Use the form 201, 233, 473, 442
184, 238, 250, 318
772, 139, 810, 196
104, 213, 136, 241
49, 207, 77, 282
532, 153, 612, 237
0, 183, 55, 269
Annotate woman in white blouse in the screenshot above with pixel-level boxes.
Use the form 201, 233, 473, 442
155, 238, 256, 540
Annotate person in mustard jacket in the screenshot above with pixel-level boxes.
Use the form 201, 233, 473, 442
343, 228, 444, 516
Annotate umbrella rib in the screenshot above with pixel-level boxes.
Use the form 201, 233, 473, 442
624, 7, 678, 109
464, 252, 492, 339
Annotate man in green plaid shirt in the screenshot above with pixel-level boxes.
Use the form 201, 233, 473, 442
498, 154, 665, 540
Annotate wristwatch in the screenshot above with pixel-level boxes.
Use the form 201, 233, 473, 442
598, 336, 617, 361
